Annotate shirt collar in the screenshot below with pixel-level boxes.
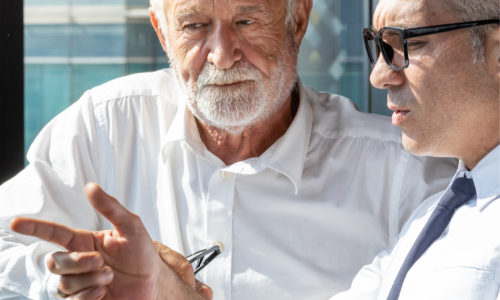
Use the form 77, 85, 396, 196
161, 78, 313, 194
162, 100, 207, 161
453, 145, 500, 211
266, 79, 313, 194
469, 145, 500, 211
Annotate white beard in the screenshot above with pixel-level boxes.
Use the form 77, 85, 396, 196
168, 40, 298, 134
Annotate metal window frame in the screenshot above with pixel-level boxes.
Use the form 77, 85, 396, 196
0, 0, 24, 184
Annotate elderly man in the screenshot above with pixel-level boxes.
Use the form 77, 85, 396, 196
332, 0, 500, 299
0, 0, 455, 299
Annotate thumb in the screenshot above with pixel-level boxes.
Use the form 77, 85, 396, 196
196, 280, 214, 300
85, 182, 144, 235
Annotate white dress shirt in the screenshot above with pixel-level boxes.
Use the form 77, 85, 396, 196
0, 69, 456, 300
333, 146, 500, 300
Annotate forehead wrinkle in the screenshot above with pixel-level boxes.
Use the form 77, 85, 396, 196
237, 3, 265, 14
374, 0, 424, 28
174, 0, 208, 19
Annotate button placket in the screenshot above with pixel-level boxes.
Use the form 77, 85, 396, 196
203, 170, 236, 300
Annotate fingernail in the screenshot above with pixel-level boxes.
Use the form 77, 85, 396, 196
93, 286, 106, 298
103, 268, 114, 281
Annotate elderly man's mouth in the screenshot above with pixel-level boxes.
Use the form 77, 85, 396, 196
208, 81, 252, 88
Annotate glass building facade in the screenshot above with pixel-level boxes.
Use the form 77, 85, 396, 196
24, 0, 389, 157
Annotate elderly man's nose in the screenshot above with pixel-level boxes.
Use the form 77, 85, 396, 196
207, 25, 242, 69
370, 58, 404, 89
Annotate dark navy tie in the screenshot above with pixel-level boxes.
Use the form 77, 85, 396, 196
386, 177, 476, 300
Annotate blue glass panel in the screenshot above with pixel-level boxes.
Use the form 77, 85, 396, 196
155, 62, 170, 70
72, 25, 126, 57
72, 64, 125, 102
24, 65, 43, 156
127, 24, 156, 57
155, 38, 167, 58
298, 0, 370, 112
41, 65, 71, 125
340, 0, 364, 57
127, 0, 149, 6
340, 62, 363, 109
25, 25, 71, 57
75, 0, 125, 5
126, 63, 154, 74
24, 64, 71, 157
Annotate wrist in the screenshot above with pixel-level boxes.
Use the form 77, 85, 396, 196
153, 263, 176, 300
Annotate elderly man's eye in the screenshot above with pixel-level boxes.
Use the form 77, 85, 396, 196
186, 23, 205, 30
237, 20, 255, 26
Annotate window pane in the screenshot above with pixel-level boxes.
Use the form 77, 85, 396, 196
297, 0, 370, 112
25, 25, 71, 57
24, 0, 167, 161
72, 25, 126, 57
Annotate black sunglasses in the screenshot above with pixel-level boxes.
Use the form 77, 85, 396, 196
363, 19, 499, 71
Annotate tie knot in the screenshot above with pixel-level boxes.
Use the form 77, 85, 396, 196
439, 177, 476, 210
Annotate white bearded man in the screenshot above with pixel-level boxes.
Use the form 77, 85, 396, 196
0, 0, 456, 299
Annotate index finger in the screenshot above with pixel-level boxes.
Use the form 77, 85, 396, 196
10, 217, 92, 252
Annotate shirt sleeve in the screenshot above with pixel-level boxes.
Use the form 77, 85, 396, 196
329, 244, 396, 300
0, 92, 104, 300
398, 155, 457, 233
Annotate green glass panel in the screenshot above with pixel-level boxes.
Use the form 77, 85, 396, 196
126, 63, 154, 75
72, 64, 125, 102
24, 65, 43, 156
340, 62, 363, 111
42, 65, 71, 125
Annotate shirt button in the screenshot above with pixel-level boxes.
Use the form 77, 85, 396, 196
220, 171, 229, 179
213, 241, 224, 253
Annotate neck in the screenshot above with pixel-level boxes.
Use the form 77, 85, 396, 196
461, 119, 499, 170
197, 92, 298, 166
462, 141, 499, 171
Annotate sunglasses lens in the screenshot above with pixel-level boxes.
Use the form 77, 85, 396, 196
381, 29, 405, 69
364, 31, 379, 66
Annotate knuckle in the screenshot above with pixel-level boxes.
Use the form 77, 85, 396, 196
83, 252, 103, 270
59, 276, 74, 293
179, 261, 194, 275
130, 213, 141, 224
46, 256, 57, 272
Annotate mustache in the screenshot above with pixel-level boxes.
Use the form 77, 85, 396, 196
197, 60, 263, 87
388, 88, 415, 106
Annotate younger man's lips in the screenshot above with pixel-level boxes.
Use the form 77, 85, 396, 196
392, 110, 410, 126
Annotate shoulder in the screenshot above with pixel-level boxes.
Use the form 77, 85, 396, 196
85, 69, 183, 107
303, 85, 402, 145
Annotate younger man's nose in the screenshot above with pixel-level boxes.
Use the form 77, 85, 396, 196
207, 23, 242, 70
370, 58, 405, 89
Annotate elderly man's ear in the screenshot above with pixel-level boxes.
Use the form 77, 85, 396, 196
293, 0, 313, 48
149, 8, 168, 53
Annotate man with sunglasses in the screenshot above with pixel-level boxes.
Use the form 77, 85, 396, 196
333, 0, 499, 299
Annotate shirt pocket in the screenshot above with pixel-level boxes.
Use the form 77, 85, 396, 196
423, 266, 498, 300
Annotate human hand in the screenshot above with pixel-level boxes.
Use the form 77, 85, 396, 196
10, 183, 206, 300
153, 241, 213, 300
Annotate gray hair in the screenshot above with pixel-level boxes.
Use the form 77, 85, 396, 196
445, 0, 499, 62
149, 0, 298, 42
